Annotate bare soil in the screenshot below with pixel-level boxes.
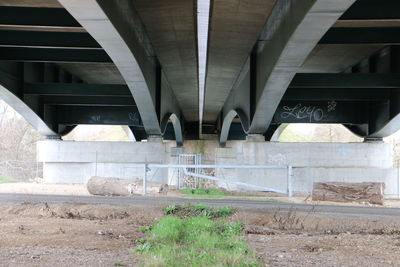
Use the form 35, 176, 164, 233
0, 190, 400, 266
0, 202, 163, 267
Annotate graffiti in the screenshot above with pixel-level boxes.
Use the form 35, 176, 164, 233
128, 112, 140, 125
267, 153, 287, 165
337, 146, 351, 156
90, 115, 101, 122
281, 103, 324, 122
327, 100, 337, 112
280, 101, 338, 123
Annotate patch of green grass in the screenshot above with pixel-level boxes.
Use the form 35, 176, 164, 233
135, 216, 261, 267
179, 188, 226, 198
0, 176, 17, 183
164, 203, 233, 219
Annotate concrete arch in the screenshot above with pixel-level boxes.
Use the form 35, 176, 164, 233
248, 0, 356, 134
344, 125, 368, 138
346, 118, 400, 140
58, 125, 76, 137
269, 124, 289, 142
0, 84, 58, 138
219, 109, 249, 147
59, 0, 162, 135
161, 113, 183, 147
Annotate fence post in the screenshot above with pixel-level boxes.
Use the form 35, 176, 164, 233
287, 166, 293, 197
143, 163, 147, 195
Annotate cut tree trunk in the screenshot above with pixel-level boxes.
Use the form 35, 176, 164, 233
87, 176, 168, 196
312, 182, 384, 205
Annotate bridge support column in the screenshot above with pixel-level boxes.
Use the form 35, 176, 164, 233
364, 137, 384, 143
45, 136, 62, 140
246, 134, 265, 142
147, 135, 163, 143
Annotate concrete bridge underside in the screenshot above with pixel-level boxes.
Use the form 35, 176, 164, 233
0, 0, 400, 146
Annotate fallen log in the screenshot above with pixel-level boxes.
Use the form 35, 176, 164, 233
87, 176, 168, 196
312, 182, 384, 205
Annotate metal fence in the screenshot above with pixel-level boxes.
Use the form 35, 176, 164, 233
177, 154, 202, 189
135, 163, 293, 197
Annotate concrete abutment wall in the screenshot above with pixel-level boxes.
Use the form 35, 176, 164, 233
37, 140, 398, 197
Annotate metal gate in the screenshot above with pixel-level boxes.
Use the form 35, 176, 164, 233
177, 154, 202, 189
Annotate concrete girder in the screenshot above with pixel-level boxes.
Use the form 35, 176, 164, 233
59, 0, 182, 139
203, 0, 277, 124
218, 0, 356, 145
248, 0, 356, 134
133, 0, 199, 122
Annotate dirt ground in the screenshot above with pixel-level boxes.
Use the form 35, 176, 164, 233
1, 200, 400, 266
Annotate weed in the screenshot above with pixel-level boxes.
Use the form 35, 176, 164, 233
135, 238, 146, 244
134, 243, 152, 253
135, 216, 261, 267
164, 204, 176, 215
272, 206, 315, 231
179, 188, 226, 198
163, 203, 233, 219
138, 226, 152, 232
216, 206, 234, 217
385, 228, 400, 235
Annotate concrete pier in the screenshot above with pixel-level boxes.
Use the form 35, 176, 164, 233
37, 140, 398, 197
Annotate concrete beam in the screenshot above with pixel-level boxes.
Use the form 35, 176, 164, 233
203, 0, 277, 124
0, 6, 80, 27
55, 106, 142, 126
291, 73, 400, 89
320, 27, 400, 44
248, 0, 356, 134
133, 0, 199, 122
41, 96, 135, 106
362, 90, 400, 138
0, 46, 111, 63
340, 0, 400, 20
24, 83, 130, 97
283, 87, 390, 101
0, 30, 101, 48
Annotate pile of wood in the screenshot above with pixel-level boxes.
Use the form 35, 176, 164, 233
87, 176, 168, 196
312, 182, 384, 205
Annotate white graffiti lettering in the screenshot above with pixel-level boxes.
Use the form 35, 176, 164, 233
281, 103, 324, 122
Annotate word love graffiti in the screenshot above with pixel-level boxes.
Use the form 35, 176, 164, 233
281, 103, 324, 122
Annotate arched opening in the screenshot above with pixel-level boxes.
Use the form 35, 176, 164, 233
63, 125, 132, 142
278, 124, 363, 143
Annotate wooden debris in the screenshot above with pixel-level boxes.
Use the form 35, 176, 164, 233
312, 182, 384, 205
87, 176, 168, 196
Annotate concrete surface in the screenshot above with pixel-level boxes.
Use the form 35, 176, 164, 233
37, 140, 397, 197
